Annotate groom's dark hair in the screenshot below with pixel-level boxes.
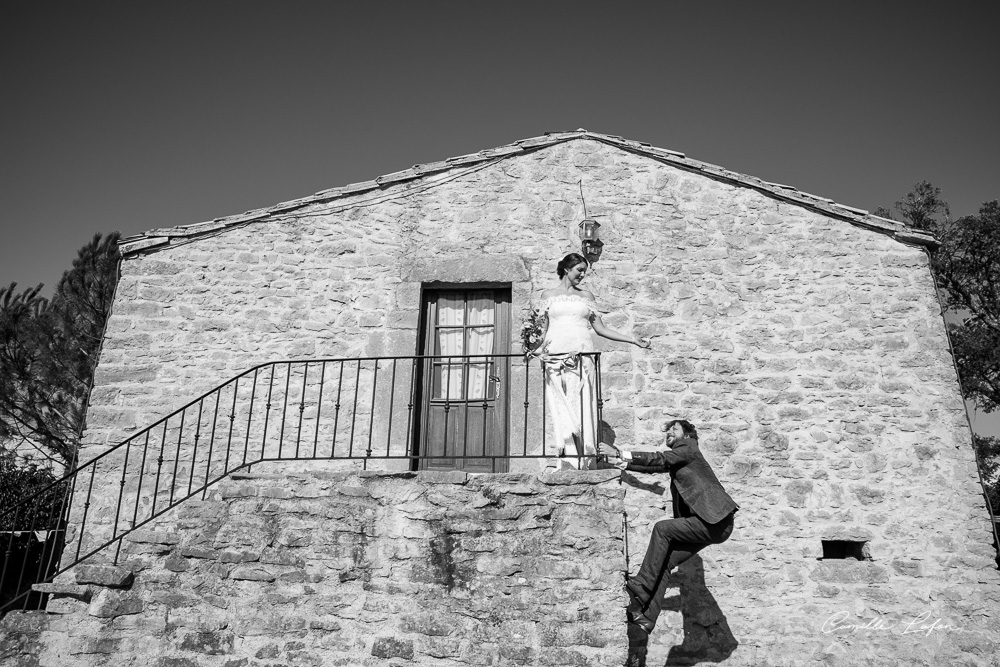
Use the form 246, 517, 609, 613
665, 419, 698, 440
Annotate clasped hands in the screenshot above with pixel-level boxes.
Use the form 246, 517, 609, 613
598, 442, 623, 467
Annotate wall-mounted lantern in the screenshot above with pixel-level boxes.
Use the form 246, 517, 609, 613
579, 218, 603, 259
577, 181, 603, 260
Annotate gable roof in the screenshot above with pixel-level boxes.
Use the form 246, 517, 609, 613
119, 129, 936, 256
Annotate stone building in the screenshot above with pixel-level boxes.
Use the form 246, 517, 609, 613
2, 130, 998, 666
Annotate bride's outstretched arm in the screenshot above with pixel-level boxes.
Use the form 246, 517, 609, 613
591, 315, 650, 348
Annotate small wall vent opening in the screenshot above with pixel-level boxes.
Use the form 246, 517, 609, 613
820, 540, 870, 561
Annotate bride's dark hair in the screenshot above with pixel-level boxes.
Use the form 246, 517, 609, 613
556, 253, 590, 278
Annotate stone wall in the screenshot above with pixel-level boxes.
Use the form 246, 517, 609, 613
5, 468, 997, 666
624, 469, 999, 666
1, 470, 626, 666
51, 137, 1000, 663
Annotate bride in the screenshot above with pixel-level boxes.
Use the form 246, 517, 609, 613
535, 253, 650, 469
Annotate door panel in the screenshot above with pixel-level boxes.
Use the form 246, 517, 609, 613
418, 288, 510, 473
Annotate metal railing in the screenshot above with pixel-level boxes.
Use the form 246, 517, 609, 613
0, 352, 602, 614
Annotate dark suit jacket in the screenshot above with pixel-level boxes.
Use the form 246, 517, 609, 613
627, 437, 738, 524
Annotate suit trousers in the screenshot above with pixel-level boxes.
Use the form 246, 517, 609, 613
628, 512, 734, 629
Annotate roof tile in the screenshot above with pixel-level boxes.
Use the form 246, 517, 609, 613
338, 180, 380, 194
479, 145, 522, 158
517, 136, 562, 149
445, 153, 488, 166
763, 181, 798, 191
375, 169, 421, 186
830, 203, 869, 216
120, 237, 169, 254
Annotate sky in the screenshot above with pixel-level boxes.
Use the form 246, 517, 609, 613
2, 2, 998, 435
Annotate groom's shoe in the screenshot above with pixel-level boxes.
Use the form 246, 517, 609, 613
625, 585, 655, 635
625, 645, 647, 667
625, 646, 647, 667
626, 619, 649, 667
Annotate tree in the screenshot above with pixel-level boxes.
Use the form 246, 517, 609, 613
933, 200, 1000, 413
884, 185, 1000, 541
886, 180, 951, 233
884, 184, 1000, 413
0, 232, 120, 468
974, 435, 1000, 516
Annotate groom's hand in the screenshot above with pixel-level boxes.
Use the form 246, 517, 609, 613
598, 442, 622, 464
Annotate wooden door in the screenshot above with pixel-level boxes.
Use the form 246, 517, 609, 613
417, 288, 510, 473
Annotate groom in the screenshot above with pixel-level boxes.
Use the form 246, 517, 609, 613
599, 420, 738, 666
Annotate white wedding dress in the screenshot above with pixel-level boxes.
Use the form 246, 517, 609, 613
539, 293, 599, 469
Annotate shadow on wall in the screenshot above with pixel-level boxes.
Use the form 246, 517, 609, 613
597, 420, 617, 459
659, 555, 738, 666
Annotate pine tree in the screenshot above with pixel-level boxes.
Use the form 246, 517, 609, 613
0, 232, 120, 468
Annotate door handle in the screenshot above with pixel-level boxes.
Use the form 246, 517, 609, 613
487, 374, 501, 401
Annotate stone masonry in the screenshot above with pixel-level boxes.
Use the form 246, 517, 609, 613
7, 133, 997, 664
1, 470, 626, 666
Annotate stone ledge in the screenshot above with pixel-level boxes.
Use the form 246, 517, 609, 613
358, 470, 418, 479
229, 472, 286, 480
415, 470, 469, 485
125, 530, 180, 546
31, 583, 91, 600
540, 469, 622, 485
74, 564, 134, 588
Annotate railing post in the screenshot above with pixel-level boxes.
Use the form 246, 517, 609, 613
295, 362, 309, 459
542, 357, 548, 458
188, 401, 204, 499
313, 362, 326, 459
595, 352, 603, 445
479, 355, 489, 468
464, 355, 474, 463
259, 364, 277, 470
522, 354, 530, 458
278, 364, 291, 460
112, 437, 133, 564
442, 357, 453, 464
151, 421, 168, 519
348, 360, 362, 458
169, 408, 186, 506
74, 463, 98, 562
385, 359, 397, 458
406, 357, 417, 467
365, 359, 380, 469
330, 360, 345, 459
244, 369, 259, 469
134, 431, 150, 527
205, 389, 222, 496
224, 377, 240, 472
579, 352, 585, 469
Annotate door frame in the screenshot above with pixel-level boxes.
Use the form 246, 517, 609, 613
412, 283, 511, 472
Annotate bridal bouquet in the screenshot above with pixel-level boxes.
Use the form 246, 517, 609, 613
520, 306, 545, 355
